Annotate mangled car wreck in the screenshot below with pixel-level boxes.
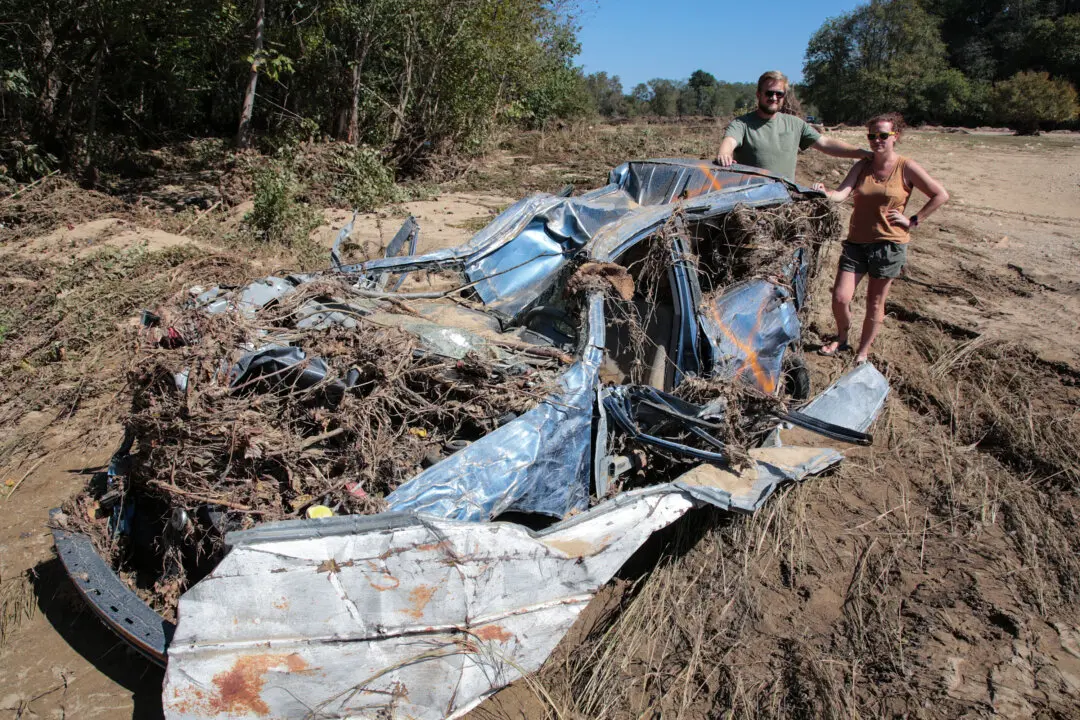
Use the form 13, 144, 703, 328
52, 159, 889, 719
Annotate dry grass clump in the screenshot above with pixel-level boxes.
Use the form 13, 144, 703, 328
0, 176, 127, 243
533, 485, 860, 720
696, 198, 840, 297
0, 570, 35, 648
0, 246, 254, 468
65, 275, 556, 616
888, 325, 1080, 612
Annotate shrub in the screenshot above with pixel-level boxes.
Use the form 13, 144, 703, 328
333, 146, 404, 212
246, 163, 320, 245
0, 138, 56, 182
991, 71, 1080, 134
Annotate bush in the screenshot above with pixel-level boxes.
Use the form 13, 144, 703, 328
0, 138, 56, 182
246, 163, 320, 245
332, 146, 404, 212
991, 71, 1080, 134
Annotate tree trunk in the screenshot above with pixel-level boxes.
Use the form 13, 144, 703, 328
347, 30, 373, 144
85, 41, 105, 168
236, 0, 266, 148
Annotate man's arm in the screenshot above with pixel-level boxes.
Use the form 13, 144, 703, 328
715, 136, 738, 166
716, 117, 746, 166
811, 136, 872, 160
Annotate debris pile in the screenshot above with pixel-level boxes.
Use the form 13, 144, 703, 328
701, 198, 838, 290
65, 277, 558, 616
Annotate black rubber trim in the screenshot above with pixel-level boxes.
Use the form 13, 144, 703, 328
777, 411, 874, 446
50, 509, 174, 666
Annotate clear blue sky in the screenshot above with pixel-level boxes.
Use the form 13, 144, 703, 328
574, 0, 865, 89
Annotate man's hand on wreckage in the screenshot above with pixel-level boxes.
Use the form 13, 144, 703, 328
715, 149, 735, 166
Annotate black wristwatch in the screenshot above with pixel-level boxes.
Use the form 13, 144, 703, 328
909, 214, 920, 228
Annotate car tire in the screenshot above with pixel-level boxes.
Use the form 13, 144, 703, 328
783, 354, 811, 401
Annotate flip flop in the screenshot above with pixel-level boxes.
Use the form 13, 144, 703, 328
817, 340, 851, 357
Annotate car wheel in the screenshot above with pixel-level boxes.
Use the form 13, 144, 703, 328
783, 354, 811, 401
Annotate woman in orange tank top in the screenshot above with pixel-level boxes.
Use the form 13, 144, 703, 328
812, 113, 950, 364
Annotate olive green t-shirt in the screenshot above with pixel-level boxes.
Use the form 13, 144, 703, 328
724, 112, 821, 180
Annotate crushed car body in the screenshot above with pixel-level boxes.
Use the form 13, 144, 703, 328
51, 159, 890, 719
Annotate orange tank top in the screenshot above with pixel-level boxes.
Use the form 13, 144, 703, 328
847, 156, 912, 245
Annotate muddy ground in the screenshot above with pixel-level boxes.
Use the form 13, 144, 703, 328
1, 123, 1079, 718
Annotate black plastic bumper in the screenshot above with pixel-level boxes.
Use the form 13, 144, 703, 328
50, 509, 174, 666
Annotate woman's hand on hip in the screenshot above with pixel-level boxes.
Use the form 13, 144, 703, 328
887, 209, 911, 228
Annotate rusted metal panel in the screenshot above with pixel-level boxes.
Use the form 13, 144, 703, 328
163, 441, 852, 719
164, 492, 698, 719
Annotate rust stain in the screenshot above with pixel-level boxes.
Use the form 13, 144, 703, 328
400, 584, 437, 619
368, 573, 401, 591
168, 686, 208, 715
363, 560, 401, 590
272, 597, 289, 610
196, 653, 308, 716
473, 624, 514, 643
377, 539, 452, 559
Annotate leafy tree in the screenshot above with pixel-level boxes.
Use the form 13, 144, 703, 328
1025, 14, 1080, 88
0, 0, 594, 175
520, 14, 592, 128
627, 83, 652, 116
804, 0, 950, 123
991, 71, 1079, 133
915, 68, 986, 126
584, 72, 626, 116
805, 0, 1080, 127
928, 0, 1080, 87
685, 70, 718, 115
647, 79, 679, 116
713, 82, 756, 116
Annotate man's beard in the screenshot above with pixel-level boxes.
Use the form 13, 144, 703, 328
758, 99, 779, 116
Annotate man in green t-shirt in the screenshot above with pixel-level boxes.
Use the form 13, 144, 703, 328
715, 71, 869, 181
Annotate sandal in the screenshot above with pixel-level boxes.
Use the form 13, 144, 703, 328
817, 339, 851, 357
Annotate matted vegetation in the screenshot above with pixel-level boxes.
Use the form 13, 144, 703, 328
60, 275, 560, 617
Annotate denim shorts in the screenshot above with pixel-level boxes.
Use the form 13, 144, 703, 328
838, 241, 907, 279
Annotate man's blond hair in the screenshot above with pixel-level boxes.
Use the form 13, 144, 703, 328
756, 70, 789, 93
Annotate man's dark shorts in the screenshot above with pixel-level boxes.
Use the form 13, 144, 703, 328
838, 241, 907, 279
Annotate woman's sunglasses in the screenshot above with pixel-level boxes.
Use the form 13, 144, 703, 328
867, 132, 897, 141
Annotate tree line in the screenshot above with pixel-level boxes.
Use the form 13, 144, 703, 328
583, 71, 765, 119
3, 0, 1078, 183
803, 0, 1080, 132
582, 0, 1080, 132
0, 0, 592, 179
